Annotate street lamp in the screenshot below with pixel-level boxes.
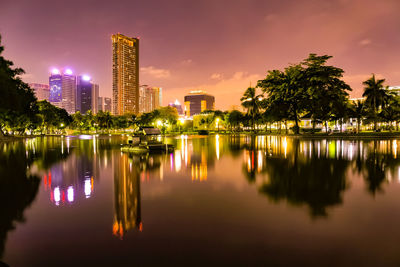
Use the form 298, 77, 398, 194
179, 118, 184, 133
216, 118, 220, 132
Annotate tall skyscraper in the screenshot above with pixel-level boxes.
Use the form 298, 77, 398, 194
49, 68, 77, 114
112, 33, 139, 115
29, 83, 50, 101
184, 90, 215, 117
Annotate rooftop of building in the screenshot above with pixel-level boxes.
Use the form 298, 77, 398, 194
186, 90, 214, 97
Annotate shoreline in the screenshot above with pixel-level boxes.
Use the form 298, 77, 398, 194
1, 132, 400, 142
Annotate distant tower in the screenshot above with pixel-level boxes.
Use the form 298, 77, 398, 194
29, 83, 50, 101
98, 96, 104, 112
184, 90, 215, 116
112, 33, 139, 115
104, 97, 112, 112
76, 75, 99, 114
168, 99, 183, 115
49, 68, 76, 114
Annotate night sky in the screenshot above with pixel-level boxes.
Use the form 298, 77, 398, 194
1, 0, 400, 109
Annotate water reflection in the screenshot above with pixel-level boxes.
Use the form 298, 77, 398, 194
0, 139, 71, 260
3, 135, 400, 250
113, 153, 142, 239
238, 136, 400, 217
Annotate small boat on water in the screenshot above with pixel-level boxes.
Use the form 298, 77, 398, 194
121, 127, 174, 154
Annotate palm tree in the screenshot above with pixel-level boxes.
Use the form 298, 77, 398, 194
240, 87, 263, 133
350, 100, 365, 133
362, 74, 391, 131
380, 97, 400, 132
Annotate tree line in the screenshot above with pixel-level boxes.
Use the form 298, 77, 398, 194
241, 54, 400, 134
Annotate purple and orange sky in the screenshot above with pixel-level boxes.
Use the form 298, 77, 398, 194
1, 0, 400, 110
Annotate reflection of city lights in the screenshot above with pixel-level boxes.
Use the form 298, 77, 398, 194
283, 137, 287, 158
175, 151, 181, 172
257, 150, 263, 172
85, 179, 91, 198
54, 187, 61, 205
67, 186, 74, 202
216, 134, 220, 160
394, 140, 397, 159
79, 135, 92, 140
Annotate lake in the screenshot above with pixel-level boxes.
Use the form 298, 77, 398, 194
1, 135, 400, 266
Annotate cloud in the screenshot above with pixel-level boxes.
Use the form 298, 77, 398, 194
264, 14, 278, 21
359, 39, 371, 46
140, 66, 171, 78
164, 72, 262, 110
181, 59, 193, 66
210, 73, 222, 80
18, 73, 35, 82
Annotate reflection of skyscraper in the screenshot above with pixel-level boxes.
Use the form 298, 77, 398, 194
46, 153, 95, 206
113, 153, 141, 238
112, 33, 139, 115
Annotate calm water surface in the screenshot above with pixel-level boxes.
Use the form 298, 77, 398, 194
1, 135, 400, 266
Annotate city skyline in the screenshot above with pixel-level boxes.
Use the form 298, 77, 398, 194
2, 0, 400, 110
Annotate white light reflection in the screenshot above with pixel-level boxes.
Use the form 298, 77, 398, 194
67, 186, 74, 202
84, 179, 91, 198
216, 134, 220, 160
283, 137, 287, 158
54, 187, 61, 205
175, 151, 181, 172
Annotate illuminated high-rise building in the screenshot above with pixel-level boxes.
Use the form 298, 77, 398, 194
112, 33, 139, 115
184, 90, 215, 117
153, 87, 162, 109
139, 85, 162, 113
49, 68, 77, 114
76, 75, 99, 114
29, 83, 50, 101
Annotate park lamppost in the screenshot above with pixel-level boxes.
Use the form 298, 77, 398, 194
216, 118, 220, 132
